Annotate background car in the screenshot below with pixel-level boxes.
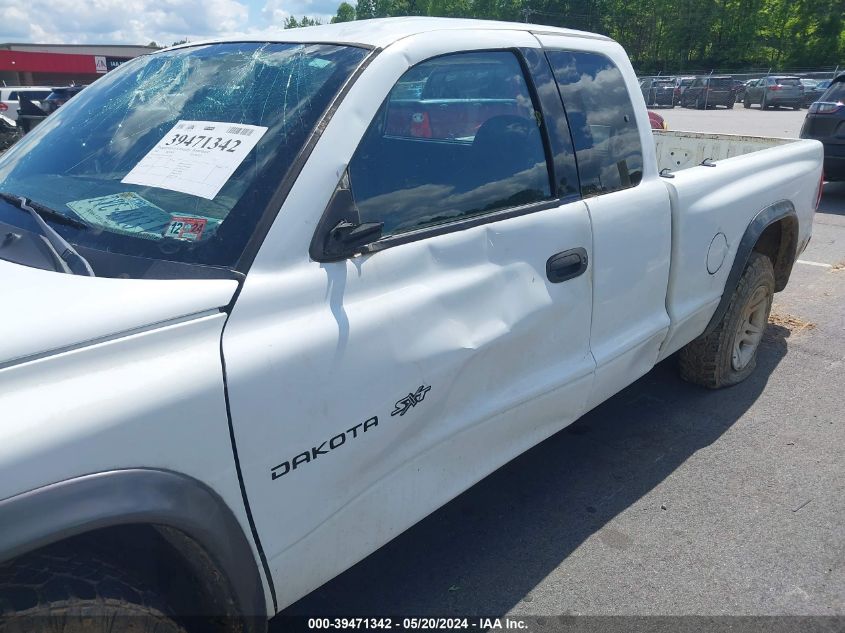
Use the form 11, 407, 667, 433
803, 79, 832, 107
41, 85, 86, 114
640, 77, 676, 107
673, 76, 696, 103
743, 76, 803, 110
648, 110, 668, 130
0, 111, 20, 151
734, 78, 756, 101
680, 76, 735, 109
0, 87, 52, 121
800, 74, 845, 180
15, 85, 86, 134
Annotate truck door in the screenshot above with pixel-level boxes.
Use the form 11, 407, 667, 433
221, 40, 595, 609
539, 38, 673, 411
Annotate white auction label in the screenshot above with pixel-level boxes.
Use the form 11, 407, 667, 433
121, 120, 268, 200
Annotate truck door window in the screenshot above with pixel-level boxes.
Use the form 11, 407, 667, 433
346, 51, 552, 237
545, 50, 644, 197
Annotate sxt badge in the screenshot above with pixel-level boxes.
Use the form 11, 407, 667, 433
391, 385, 431, 417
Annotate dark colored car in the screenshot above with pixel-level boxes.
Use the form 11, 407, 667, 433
800, 75, 845, 180
674, 76, 695, 100
15, 85, 85, 134
734, 78, 756, 101
803, 79, 832, 108
640, 77, 676, 107
680, 76, 735, 109
743, 76, 803, 110
41, 85, 86, 114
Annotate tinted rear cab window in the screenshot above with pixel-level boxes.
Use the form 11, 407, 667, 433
545, 50, 643, 197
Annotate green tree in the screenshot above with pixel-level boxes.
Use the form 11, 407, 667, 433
332, 2, 357, 21
327, 0, 844, 69
284, 15, 323, 28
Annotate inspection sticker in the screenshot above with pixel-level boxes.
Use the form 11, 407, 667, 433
165, 215, 207, 241
121, 120, 268, 200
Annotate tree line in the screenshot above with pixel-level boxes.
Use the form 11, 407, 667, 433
283, 0, 844, 73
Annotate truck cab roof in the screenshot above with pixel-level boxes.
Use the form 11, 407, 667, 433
166, 16, 613, 50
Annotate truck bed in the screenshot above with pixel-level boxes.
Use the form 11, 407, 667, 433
653, 129, 795, 172
653, 129, 823, 361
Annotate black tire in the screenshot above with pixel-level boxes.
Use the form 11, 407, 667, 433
0, 547, 188, 633
727, 100, 735, 109
678, 252, 775, 389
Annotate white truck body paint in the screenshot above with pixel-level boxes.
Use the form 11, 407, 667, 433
0, 18, 824, 619
655, 135, 821, 360
0, 258, 238, 367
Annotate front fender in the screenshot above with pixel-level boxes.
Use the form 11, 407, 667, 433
0, 468, 266, 620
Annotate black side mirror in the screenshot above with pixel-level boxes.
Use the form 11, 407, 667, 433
309, 171, 384, 262
322, 220, 383, 261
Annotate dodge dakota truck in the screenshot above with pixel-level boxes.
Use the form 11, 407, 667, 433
0, 17, 823, 632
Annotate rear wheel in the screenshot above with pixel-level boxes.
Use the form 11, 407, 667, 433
679, 252, 775, 388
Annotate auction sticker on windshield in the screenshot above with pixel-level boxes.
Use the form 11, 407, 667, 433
121, 120, 268, 200
67, 192, 172, 238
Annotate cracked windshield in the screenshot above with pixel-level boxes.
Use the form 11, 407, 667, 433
0, 42, 367, 277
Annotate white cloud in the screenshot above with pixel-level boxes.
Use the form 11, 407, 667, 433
0, 0, 250, 45
261, 0, 338, 25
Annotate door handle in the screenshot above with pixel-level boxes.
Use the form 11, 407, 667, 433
546, 247, 588, 283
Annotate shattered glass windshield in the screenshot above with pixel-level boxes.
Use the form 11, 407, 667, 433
0, 42, 367, 278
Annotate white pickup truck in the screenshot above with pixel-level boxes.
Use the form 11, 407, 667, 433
0, 17, 823, 631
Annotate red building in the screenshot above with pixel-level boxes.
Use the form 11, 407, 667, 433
0, 43, 158, 87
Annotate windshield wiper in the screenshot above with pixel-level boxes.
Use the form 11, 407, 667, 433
0, 192, 95, 276
0, 192, 89, 229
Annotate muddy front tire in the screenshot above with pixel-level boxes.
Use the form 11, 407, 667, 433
679, 252, 775, 389
0, 547, 188, 633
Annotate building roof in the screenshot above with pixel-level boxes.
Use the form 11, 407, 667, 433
169, 17, 611, 51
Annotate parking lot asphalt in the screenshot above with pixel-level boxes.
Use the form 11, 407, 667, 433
659, 104, 809, 138
275, 110, 844, 624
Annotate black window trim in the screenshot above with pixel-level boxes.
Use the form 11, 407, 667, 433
233, 43, 379, 274
312, 46, 575, 261
362, 194, 581, 255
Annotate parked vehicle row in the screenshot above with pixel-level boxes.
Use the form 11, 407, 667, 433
0, 87, 52, 121
0, 85, 85, 133
639, 72, 841, 111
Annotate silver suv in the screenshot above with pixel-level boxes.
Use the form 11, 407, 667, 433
742, 76, 803, 110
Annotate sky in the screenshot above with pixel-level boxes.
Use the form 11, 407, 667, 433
0, 0, 342, 47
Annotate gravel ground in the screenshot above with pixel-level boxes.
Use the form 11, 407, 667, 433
275, 109, 844, 627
